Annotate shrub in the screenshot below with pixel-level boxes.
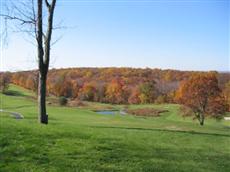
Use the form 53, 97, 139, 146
155, 95, 167, 104
0, 73, 10, 93
126, 108, 168, 117
68, 99, 86, 107
179, 105, 194, 118
59, 96, 68, 106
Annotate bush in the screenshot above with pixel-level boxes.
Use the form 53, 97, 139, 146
0, 73, 10, 93
179, 105, 194, 118
59, 96, 68, 106
155, 95, 167, 104
68, 99, 86, 107
126, 108, 168, 117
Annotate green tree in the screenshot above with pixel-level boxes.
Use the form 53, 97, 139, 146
138, 81, 158, 103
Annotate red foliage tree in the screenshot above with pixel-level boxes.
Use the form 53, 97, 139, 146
128, 87, 141, 104
222, 81, 230, 111
105, 79, 128, 104
175, 73, 227, 125
78, 82, 96, 101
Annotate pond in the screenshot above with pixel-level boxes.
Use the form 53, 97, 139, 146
95, 110, 127, 115
95, 110, 117, 115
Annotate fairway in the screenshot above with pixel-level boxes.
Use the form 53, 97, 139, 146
0, 85, 230, 172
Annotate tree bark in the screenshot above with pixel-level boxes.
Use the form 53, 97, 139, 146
36, 0, 56, 124
37, 0, 47, 124
38, 72, 48, 124
199, 113, 204, 126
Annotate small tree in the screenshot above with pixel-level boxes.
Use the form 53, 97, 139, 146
128, 87, 141, 104
175, 73, 227, 125
105, 79, 127, 104
222, 81, 230, 111
79, 82, 96, 101
0, 73, 10, 93
138, 81, 158, 104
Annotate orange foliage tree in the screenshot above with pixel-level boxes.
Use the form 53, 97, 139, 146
105, 79, 129, 104
222, 81, 230, 111
175, 73, 227, 125
128, 87, 141, 104
78, 82, 96, 101
0, 72, 11, 93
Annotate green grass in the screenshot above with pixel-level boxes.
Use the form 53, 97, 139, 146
0, 85, 230, 172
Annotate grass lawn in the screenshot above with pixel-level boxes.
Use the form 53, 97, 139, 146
0, 85, 230, 172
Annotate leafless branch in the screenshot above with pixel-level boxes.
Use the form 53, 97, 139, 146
45, 0, 51, 9
51, 35, 63, 47
0, 14, 35, 25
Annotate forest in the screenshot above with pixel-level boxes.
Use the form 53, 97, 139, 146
1, 68, 229, 113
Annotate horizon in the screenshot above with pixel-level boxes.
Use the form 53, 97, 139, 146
1, 66, 230, 73
1, 0, 229, 72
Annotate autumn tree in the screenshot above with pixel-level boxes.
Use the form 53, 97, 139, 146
175, 73, 227, 125
222, 81, 230, 111
206, 96, 228, 119
93, 83, 106, 102
128, 87, 141, 104
26, 72, 38, 93
69, 80, 80, 99
78, 82, 96, 101
138, 81, 158, 104
0, 73, 10, 93
49, 74, 73, 97
106, 79, 128, 104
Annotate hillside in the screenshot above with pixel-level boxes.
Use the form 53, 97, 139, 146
0, 85, 230, 171
6, 68, 230, 105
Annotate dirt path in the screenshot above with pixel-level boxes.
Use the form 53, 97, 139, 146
0, 109, 24, 119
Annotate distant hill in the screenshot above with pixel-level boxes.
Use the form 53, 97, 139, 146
4, 67, 230, 104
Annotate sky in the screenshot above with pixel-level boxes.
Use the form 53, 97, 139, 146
0, 0, 229, 72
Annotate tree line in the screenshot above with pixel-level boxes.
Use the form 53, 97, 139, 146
1, 68, 230, 125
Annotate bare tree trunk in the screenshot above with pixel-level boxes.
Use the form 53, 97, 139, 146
36, 0, 56, 124
199, 113, 204, 126
37, 0, 47, 124
38, 72, 48, 124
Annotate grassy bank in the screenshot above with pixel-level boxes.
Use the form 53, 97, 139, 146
0, 85, 229, 172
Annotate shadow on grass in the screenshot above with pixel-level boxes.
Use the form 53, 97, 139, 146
91, 126, 230, 137
25, 116, 58, 121
3, 90, 36, 100
3, 90, 27, 97
4, 105, 35, 110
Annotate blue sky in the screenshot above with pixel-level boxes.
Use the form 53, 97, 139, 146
1, 0, 229, 71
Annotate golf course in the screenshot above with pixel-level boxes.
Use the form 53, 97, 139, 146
0, 85, 229, 172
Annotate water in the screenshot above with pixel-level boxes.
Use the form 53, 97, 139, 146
95, 110, 127, 115
95, 110, 117, 115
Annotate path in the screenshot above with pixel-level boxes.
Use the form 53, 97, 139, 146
0, 109, 24, 119
224, 117, 230, 121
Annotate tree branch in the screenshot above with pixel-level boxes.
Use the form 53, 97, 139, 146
44, 0, 56, 73
45, 0, 51, 9
0, 14, 35, 25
